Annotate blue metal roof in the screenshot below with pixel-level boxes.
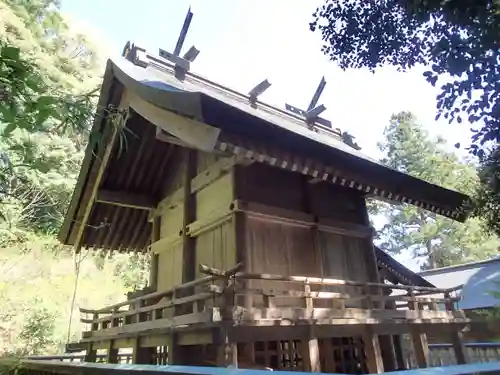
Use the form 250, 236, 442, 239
420, 258, 500, 309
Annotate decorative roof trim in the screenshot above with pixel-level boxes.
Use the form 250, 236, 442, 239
215, 141, 464, 221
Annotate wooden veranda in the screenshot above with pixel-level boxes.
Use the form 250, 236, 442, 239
69, 264, 471, 373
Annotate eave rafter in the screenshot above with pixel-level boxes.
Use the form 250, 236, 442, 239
95, 190, 155, 211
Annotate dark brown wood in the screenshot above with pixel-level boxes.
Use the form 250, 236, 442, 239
301, 330, 321, 372
362, 330, 384, 374
182, 149, 198, 283
149, 216, 161, 290
132, 338, 154, 364
232, 165, 250, 308
379, 335, 397, 371
411, 327, 429, 369
106, 340, 119, 363
84, 342, 97, 362
392, 334, 406, 370
451, 330, 468, 364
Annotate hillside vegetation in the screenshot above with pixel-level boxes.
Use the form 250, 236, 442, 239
0, 0, 148, 355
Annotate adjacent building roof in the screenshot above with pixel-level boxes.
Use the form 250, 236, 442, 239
58, 47, 470, 253
375, 247, 435, 288
420, 258, 500, 309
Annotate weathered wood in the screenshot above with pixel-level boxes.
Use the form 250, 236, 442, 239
132, 337, 154, 364
150, 155, 240, 221
84, 342, 97, 362
451, 330, 469, 364
84, 311, 212, 339
301, 333, 321, 372
186, 206, 233, 237
128, 91, 220, 152
362, 330, 384, 374
79, 275, 214, 314
106, 340, 119, 363
411, 326, 430, 368
379, 335, 397, 371
85, 292, 212, 325
96, 189, 155, 210
73, 90, 130, 253
182, 149, 197, 284
218, 306, 467, 325
199, 263, 243, 277
149, 217, 161, 290
227, 271, 455, 294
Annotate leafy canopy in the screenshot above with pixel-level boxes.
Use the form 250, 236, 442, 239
310, 0, 500, 156
311, 0, 500, 236
374, 112, 499, 269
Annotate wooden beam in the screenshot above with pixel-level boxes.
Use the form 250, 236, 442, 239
156, 127, 191, 148
301, 334, 321, 372
362, 330, 384, 374
149, 155, 241, 221
149, 216, 161, 290
96, 189, 155, 211
182, 149, 197, 283
410, 327, 429, 369
106, 340, 119, 363
73, 89, 130, 253
451, 330, 468, 364
128, 91, 220, 152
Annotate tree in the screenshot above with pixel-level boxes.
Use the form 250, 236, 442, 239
0, 0, 104, 234
310, 0, 500, 235
375, 112, 499, 269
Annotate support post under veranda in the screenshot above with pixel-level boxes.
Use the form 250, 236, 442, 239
200, 263, 242, 367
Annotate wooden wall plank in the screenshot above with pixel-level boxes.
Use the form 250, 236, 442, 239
196, 173, 233, 219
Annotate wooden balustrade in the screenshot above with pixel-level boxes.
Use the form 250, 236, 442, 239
79, 264, 464, 338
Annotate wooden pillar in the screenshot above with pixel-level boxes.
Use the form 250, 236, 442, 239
231, 165, 250, 308
301, 337, 321, 372
182, 149, 197, 284
410, 327, 429, 368
167, 333, 179, 365
132, 337, 154, 364
84, 342, 97, 362
321, 339, 336, 372
362, 329, 384, 374
379, 335, 397, 371
241, 342, 255, 363
392, 335, 406, 370
444, 292, 468, 365
451, 330, 468, 364
149, 216, 161, 291
106, 340, 119, 363
215, 328, 238, 367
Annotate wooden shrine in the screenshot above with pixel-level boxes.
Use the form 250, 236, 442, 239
58, 12, 479, 374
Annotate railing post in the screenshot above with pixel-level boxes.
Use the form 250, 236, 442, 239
445, 292, 469, 365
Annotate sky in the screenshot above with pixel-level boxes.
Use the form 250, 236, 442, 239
60, 0, 476, 271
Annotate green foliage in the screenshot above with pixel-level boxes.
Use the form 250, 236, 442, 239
310, 0, 500, 236
18, 304, 57, 355
0, 0, 151, 357
310, 0, 500, 154
375, 112, 500, 269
